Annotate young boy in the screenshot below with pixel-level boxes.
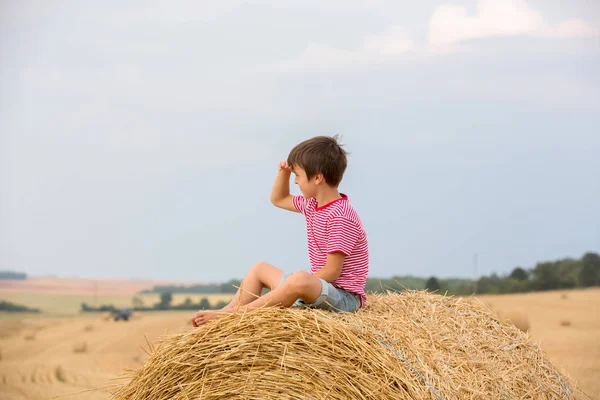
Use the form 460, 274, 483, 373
192, 135, 368, 327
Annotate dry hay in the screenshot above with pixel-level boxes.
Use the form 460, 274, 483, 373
84, 324, 94, 332
112, 291, 583, 400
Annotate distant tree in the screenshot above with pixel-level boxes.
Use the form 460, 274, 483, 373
531, 262, 561, 291
0, 271, 27, 280
0, 300, 39, 312
582, 252, 600, 267
183, 297, 193, 306
220, 280, 242, 294
476, 276, 496, 294
425, 277, 440, 292
198, 297, 211, 310
499, 278, 529, 294
214, 301, 228, 309
132, 297, 144, 308
510, 267, 528, 281
581, 252, 600, 287
156, 292, 173, 309
579, 263, 598, 287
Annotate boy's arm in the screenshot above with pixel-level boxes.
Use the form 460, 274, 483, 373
270, 161, 299, 213
312, 252, 345, 282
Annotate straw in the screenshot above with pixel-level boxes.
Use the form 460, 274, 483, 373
111, 291, 586, 400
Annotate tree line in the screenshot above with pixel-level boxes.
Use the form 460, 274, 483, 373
0, 271, 27, 280
80, 292, 229, 313
142, 251, 599, 297
423, 252, 600, 295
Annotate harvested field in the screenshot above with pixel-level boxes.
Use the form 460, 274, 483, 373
0, 288, 597, 399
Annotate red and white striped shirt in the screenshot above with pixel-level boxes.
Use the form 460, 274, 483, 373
293, 194, 369, 307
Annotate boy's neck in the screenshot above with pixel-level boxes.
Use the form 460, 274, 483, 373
315, 187, 342, 208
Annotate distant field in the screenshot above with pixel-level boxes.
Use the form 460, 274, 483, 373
0, 292, 234, 316
0, 277, 191, 294
0, 277, 234, 316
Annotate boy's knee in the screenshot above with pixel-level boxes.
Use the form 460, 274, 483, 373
250, 261, 269, 273
286, 271, 315, 293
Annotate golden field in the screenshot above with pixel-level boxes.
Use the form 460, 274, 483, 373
0, 285, 598, 399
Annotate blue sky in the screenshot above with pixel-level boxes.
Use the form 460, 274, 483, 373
1, 0, 598, 283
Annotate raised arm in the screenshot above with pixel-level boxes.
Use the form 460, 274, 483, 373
270, 161, 298, 212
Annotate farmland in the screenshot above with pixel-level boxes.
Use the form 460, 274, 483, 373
0, 281, 598, 399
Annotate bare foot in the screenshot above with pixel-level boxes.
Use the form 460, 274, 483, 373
191, 303, 234, 327
192, 310, 230, 327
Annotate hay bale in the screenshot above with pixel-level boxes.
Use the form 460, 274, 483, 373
496, 310, 530, 333
560, 319, 571, 327
112, 291, 582, 400
73, 342, 88, 353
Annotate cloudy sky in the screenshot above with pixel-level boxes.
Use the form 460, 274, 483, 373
1, 0, 598, 283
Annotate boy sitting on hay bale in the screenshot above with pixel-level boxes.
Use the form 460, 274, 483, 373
192, 135, 369, 327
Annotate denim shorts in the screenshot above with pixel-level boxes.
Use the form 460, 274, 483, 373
278, 272, 361, 313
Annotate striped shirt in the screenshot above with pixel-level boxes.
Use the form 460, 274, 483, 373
292, 194, 369, 307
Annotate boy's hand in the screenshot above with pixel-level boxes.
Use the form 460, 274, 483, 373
278, 160, 292, 172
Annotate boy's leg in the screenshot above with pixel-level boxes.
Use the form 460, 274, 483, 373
192, 261, 283, 327
224, 261, 284, 309
241, 271, 322, 311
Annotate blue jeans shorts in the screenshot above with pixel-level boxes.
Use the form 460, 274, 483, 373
278, 272, 361, 313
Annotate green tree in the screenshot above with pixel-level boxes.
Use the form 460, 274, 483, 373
510, 267, 528, 281
531, 262, 561, 291
476, 276, 496, 294
198, 297, 211, 310
214, 301, 228, 309
579, 263, 597, 287
425, 277, 440, 292
157, 292, 173, 309
581, 252, 600, 287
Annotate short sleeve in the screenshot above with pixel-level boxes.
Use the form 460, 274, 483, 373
292, 195, 308, 215
326, 216, 360, 256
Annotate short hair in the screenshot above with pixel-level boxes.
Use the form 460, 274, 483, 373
287, 135, 348, 187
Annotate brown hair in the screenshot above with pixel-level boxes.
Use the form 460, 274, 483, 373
287, 135, 348, 187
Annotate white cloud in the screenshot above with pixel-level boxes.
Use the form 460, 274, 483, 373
428, 0, 599, 47
273, 25, 414, 72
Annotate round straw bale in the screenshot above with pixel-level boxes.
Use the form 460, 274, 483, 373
112, 291, 582, 400
495, 309, 530, 333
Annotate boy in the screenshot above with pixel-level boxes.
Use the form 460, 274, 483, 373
192, 135, 368, 327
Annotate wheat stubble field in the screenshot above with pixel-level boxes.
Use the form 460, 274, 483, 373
0, 280, 598, 399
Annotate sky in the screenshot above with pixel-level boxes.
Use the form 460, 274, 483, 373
1, 0, 599, 283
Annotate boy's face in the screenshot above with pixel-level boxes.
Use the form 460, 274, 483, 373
291, 165, 319, 198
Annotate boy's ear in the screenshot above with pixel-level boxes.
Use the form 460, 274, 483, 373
314, 173, 325, 185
